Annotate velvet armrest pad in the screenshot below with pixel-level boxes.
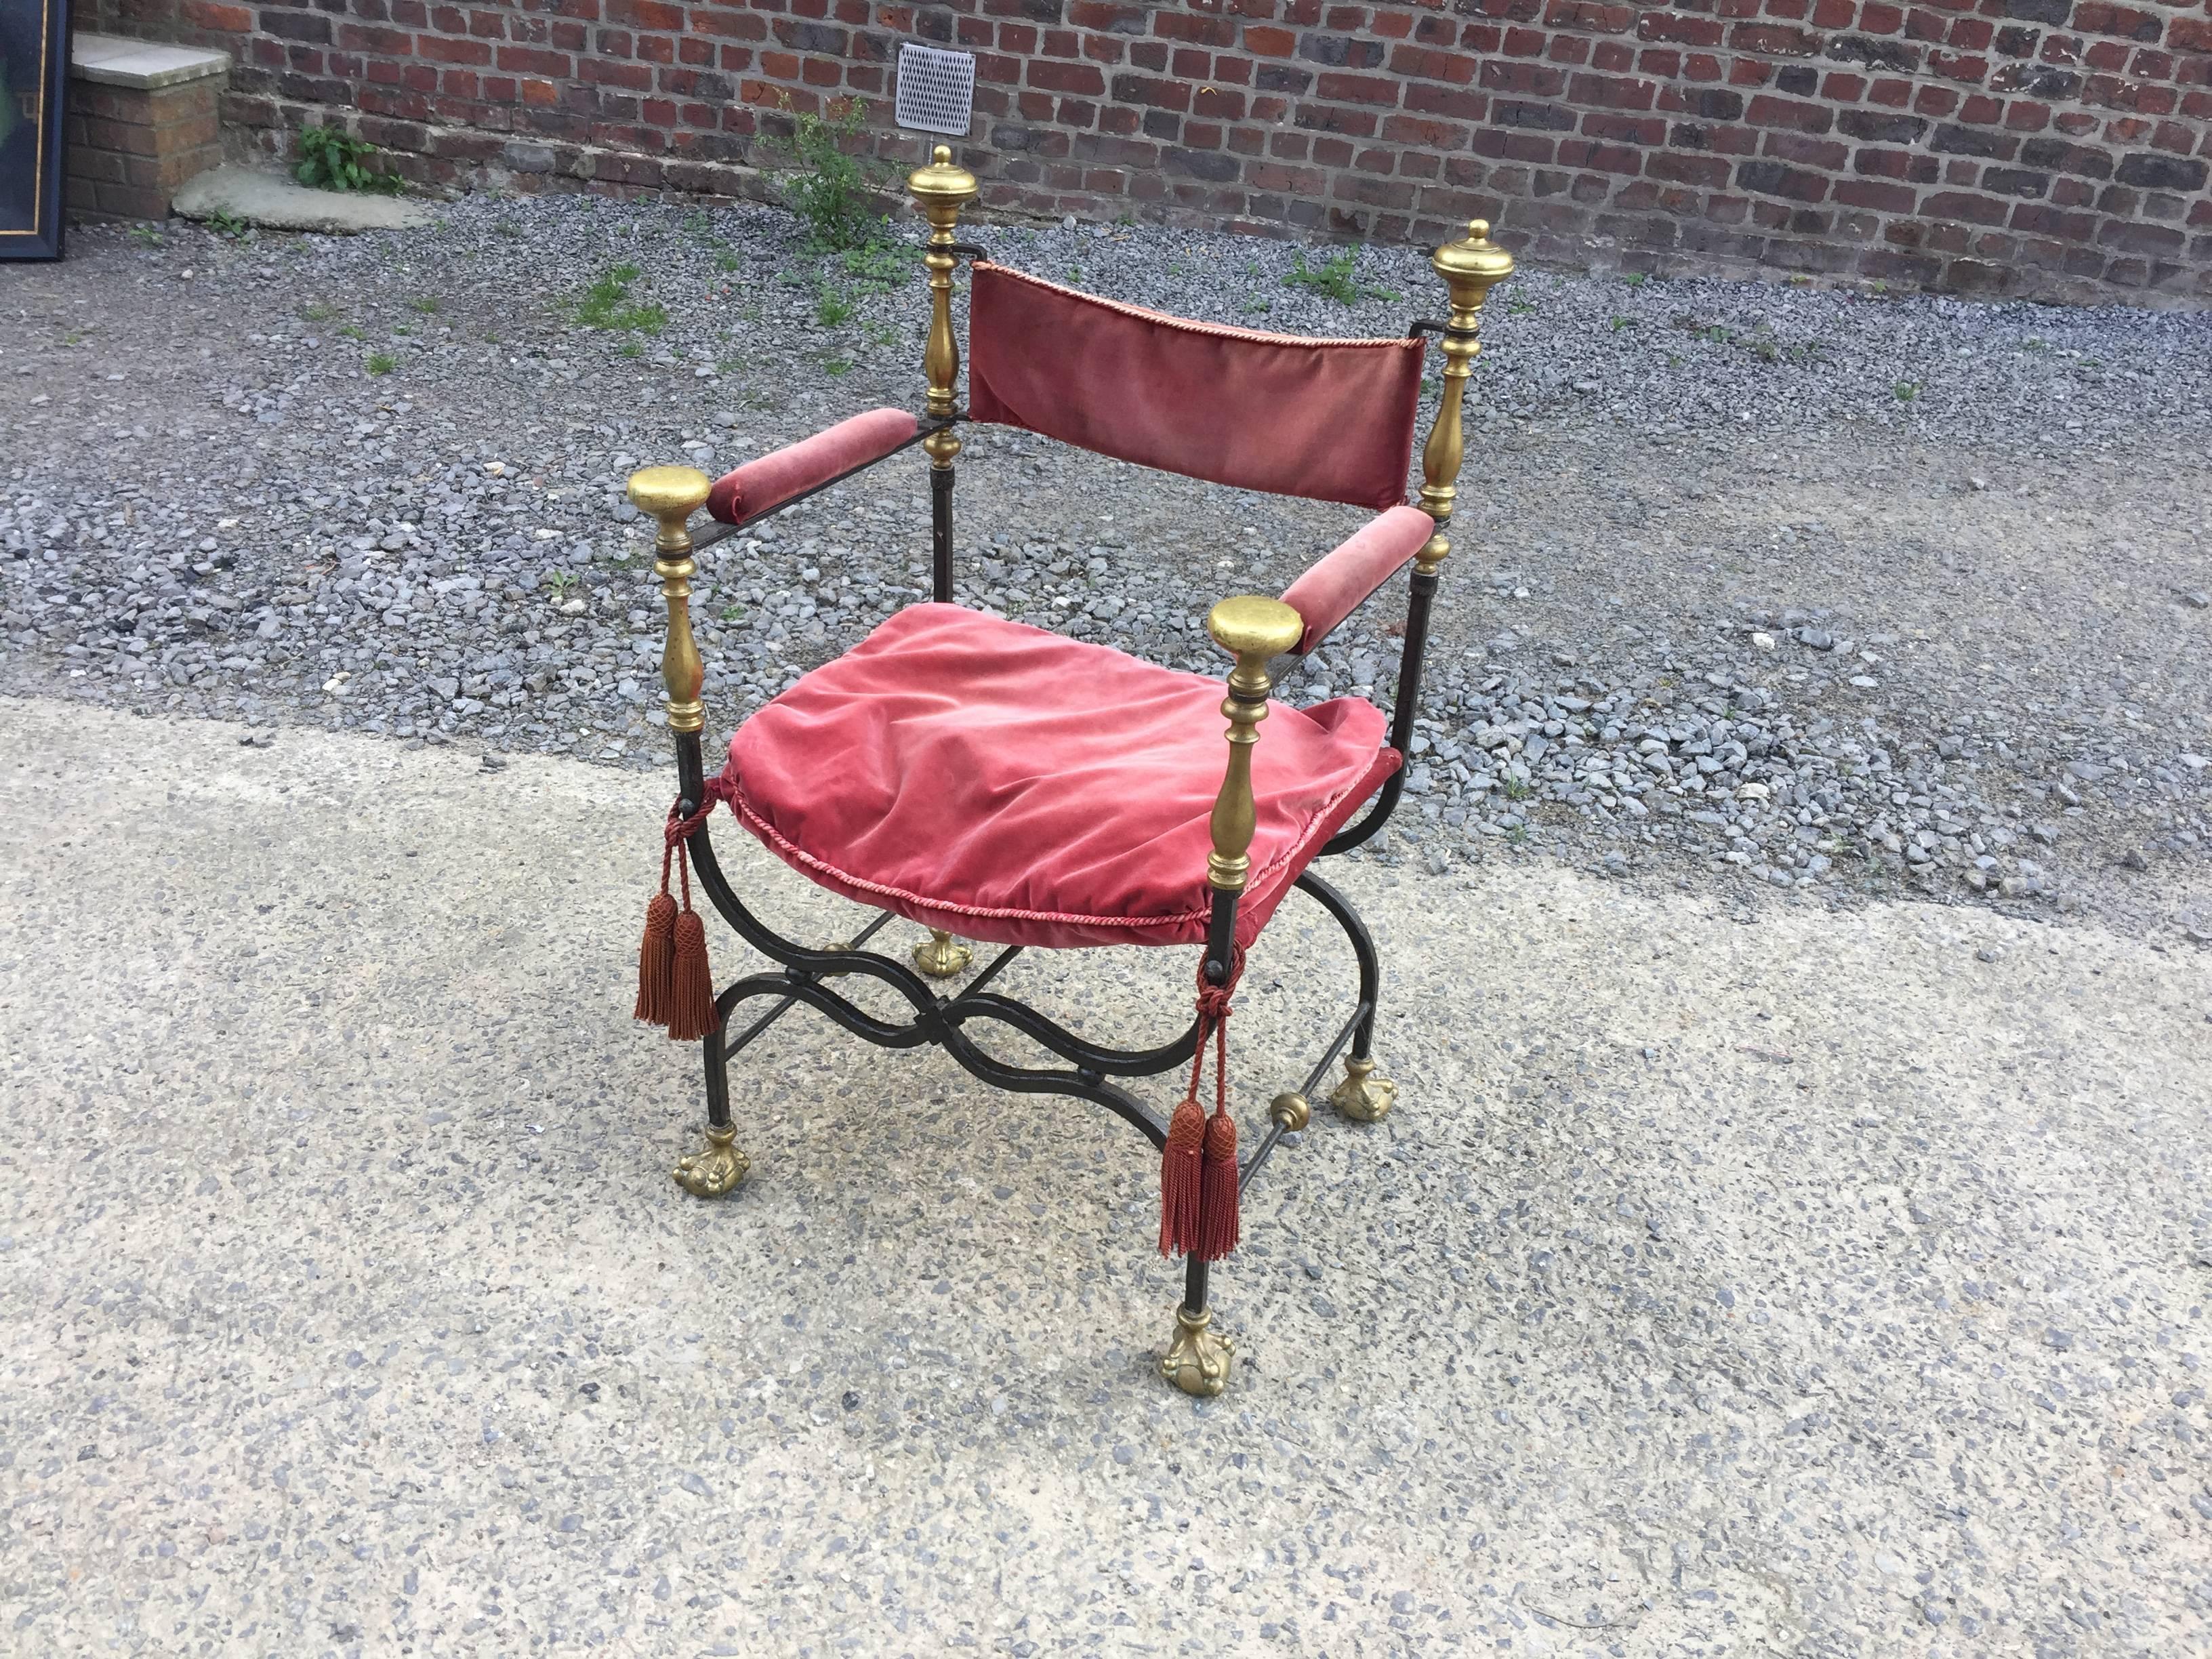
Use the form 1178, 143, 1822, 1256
706, 407, 920, 525
1277, 506, 1436, 655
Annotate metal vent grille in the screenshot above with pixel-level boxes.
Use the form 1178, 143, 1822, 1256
895, 43, 975, 138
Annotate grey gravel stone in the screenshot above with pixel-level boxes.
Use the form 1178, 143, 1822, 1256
4, 198, 2210, 948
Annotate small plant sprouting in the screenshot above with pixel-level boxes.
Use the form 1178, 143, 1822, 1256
575, 264, 667, 334
1502, 775, 1532, 802
338, 323, 365, 340
367, 352, 398, 376
1624, 271, 1650, 289
823, 356, 854, 377
815, 286, 857, 327
409, 296, 442, 315
714, 251, 742, 273
295, 126, 405, 195
1610, 314, 1635, 331
619, 340, 644, 359
206, 208, 251, 240
1284, 248, 1362, 306
1893, 380, 1920, 402
494, 218, 523, 239
546, 570, 579, 599
300, 302, 335, 322
129, 224, 164, 248
770, 96, 884, 253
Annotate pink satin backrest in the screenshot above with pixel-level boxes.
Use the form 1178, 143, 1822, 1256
707, 407, 919, 525
1278, 505, 1436, 655
968, 264, 1425, 512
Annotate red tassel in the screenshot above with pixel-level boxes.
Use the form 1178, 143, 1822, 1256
634, 887, 677, 1027
667, 909, 716, 1041
1196, 1107, 1240, 1261
1159, 1092, 1206, 1257
664, 843, 718, 1043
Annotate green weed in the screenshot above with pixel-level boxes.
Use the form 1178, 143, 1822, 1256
408, 296, 442, 314
300, 302, 335, 322
207, 208, 250, 240
769, 96, 883, 253
129, 224, 165, 247
575, 264, 667, 333
337, 324, 365, 340
295, 127, 404, 194
1284, 248, 1362, 305
816, 287, 857, 327
1893, 380, 1919, 402
367, 352, 397, 376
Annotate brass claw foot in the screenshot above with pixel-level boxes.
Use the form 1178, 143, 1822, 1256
912, 928, 972, 979
673, 1124, 750, 1198
1328, 1056, 1397, 1123
1160, 1305, 1234, 1397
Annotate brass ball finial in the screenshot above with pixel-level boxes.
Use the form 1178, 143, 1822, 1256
1433, 216, 1514, 306
908, 144, 978, 224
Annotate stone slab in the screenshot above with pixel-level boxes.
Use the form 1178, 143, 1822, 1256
70, 31, 229, 90
171, 163, 436, 233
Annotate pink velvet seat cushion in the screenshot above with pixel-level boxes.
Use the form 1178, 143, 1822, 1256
725, 604, 1397, 951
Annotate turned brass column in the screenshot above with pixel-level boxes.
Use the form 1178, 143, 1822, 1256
1412, 219, 1514, 575
628, 465, 714, 734
908, 143, 975, 431
1204, 596, 1306, 895
906, 143, 979, 982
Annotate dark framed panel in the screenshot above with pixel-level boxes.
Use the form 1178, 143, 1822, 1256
1, 0, 70, 260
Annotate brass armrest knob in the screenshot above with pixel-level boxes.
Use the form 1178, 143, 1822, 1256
628, 466, 712, 553
1206, 595, 1304, 663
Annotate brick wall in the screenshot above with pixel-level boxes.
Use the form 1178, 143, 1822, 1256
83, 0, 2212, 304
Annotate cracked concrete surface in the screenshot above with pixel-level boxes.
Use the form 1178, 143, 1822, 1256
2, 695, 2207, 1656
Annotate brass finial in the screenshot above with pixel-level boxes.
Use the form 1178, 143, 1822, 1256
1202, 596, 1302, 893
628, 465, 713, 735
907, 144, 977, 226
1431, 218, 1515, 308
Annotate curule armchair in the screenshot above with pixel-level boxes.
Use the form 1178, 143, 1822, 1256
622, 146, 1512, 1397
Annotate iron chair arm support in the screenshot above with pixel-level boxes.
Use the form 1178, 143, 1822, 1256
1322, 220, 1515, 857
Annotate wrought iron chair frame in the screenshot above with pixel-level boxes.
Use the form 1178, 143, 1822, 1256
625, 148, 1512, 1395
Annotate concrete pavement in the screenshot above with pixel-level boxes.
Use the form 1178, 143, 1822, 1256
2, 695, 2207, 1656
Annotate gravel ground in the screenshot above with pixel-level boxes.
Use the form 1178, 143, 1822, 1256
5, 699, 2210, 1657
4, 197, 2211, 939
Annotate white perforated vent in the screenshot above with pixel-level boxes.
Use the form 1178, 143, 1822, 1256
895, 43, 975, 138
